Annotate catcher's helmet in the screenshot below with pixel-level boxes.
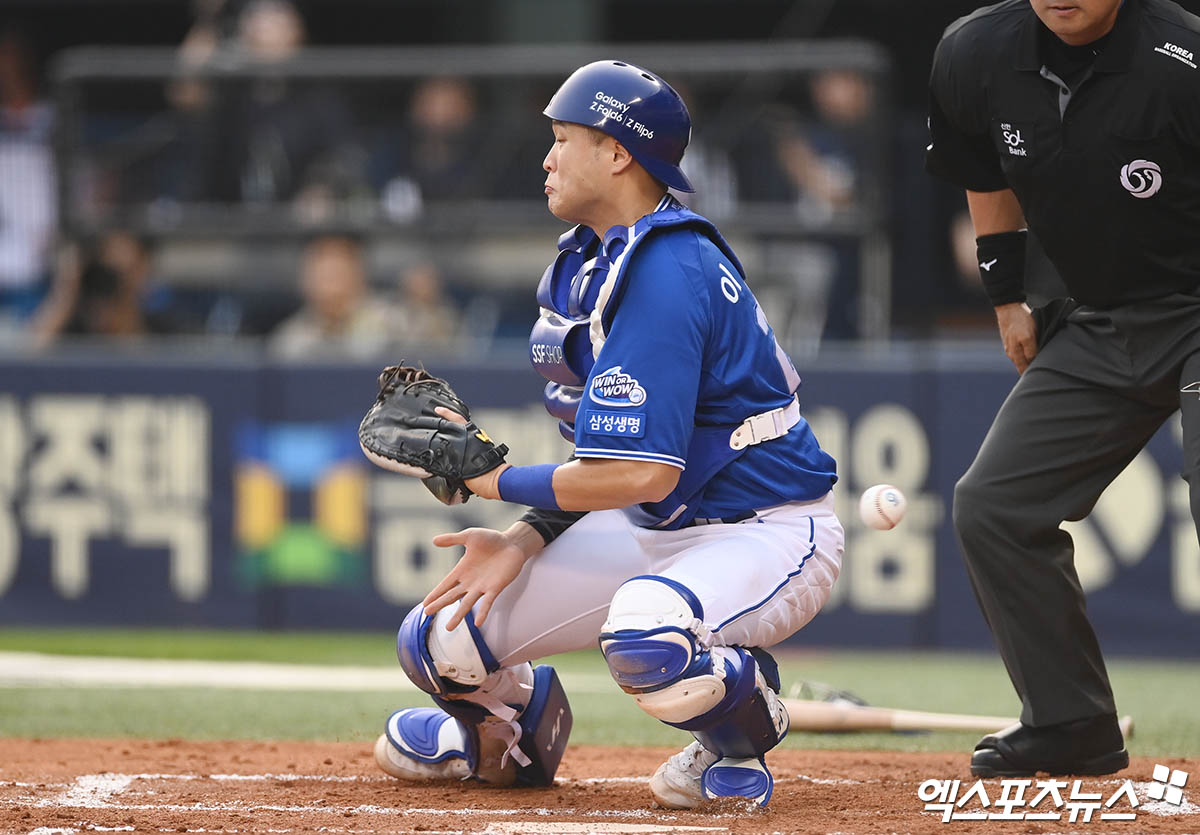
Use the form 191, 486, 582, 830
544, 60, 694, 193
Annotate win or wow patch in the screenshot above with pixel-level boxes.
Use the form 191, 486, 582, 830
583, 410, 646, 437
588, 366, 648, 407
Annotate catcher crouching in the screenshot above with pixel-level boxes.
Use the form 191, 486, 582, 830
359, 61, 844, 809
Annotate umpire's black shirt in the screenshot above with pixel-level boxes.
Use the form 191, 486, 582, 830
927, 0, 1200, 308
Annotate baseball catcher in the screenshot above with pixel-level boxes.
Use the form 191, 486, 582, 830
363, 60, 843, 809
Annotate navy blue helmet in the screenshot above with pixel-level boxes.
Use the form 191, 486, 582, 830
544, 60, 694, 193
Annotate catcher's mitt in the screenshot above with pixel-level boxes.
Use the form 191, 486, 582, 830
358, 365, 509, 505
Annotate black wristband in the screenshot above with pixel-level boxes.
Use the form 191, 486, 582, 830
975, 230, 1027, 306
519, 507, 587, 546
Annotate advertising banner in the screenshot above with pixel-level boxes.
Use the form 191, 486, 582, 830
0, 356, 1194, 655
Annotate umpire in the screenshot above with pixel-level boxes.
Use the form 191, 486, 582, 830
927, 0, 1200, 777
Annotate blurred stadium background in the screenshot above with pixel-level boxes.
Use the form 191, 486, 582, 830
0, 0, 1196, 753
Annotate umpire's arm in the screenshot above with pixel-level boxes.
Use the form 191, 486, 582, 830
966, 189, 1038, 374
926, 23, 1036, 375
966, 188, 1024, 235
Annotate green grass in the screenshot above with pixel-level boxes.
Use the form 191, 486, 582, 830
0, 628, 397, 667
1, 629, 1197, 758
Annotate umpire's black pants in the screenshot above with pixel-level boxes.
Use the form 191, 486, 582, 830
953, 291, 1200, 727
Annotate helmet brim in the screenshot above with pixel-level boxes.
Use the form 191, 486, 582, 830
637, 154, 695, 194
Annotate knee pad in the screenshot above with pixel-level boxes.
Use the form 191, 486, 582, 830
599, 576, 785, 756
601, 571, 788, 759
394, 603, 572, 787
599, 575, 714, 693
396, 602, 500, 696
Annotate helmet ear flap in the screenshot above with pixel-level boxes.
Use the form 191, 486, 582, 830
544, 60, 695, 193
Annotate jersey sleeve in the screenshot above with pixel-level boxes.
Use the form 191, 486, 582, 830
573, 232, 706, 469
925, 31, 1009, 192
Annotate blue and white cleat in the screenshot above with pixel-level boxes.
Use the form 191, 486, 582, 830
650, 742, 775, 808
374, 708, 472, 781
701, 756, 773, 806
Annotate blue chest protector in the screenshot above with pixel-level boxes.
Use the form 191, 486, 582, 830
527, 200, 790, 530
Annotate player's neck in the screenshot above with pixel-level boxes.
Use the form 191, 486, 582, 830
588, 189, 668, 239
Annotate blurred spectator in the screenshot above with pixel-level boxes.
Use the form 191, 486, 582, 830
164, 0, 229, 116
268, 233, 388, 358
30, 231, 179, 347
775, 69, 876, 221
0, 26, 55, 324
375, 77, 484, 221
97, 230, 186, 333
781, 69, 878, 341
387, 261, 462, 348
169, 0, 368, 218
670, 81, 737, 220
724, 71, 880, 342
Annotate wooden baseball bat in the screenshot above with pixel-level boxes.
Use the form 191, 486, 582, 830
783, 698, 1135, 739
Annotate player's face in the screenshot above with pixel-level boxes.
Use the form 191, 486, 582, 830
543, 121, 609, 225
1029, 0, 1122, 45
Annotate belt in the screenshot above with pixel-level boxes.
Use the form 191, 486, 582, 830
681, 509, 758, 528
728, 395, 801, 450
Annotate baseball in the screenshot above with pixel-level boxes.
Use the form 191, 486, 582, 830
859, 484, 907, 530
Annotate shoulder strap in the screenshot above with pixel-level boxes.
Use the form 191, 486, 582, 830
590, 200, 747, 351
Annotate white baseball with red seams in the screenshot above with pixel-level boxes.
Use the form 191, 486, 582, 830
859, 484, 907, 530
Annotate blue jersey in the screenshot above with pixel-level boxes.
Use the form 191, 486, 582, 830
571, 213, 837, 526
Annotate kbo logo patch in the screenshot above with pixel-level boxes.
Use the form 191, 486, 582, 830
589, 365, 647, 407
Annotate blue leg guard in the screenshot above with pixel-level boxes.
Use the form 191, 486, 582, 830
600, 576, 787, 806
672, 648, 787, 757
679, 647, 785, 806
385, 708, 472, 765
376, 707, 475, 781
390, 602, 572, 787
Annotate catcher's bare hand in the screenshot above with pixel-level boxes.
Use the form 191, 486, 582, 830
424, 527, 530, 629
995, 302, 1037, 375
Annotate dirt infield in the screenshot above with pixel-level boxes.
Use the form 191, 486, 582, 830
0, 739, 1196, 834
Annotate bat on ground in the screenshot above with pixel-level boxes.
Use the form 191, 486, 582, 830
783, 698, 1134, 739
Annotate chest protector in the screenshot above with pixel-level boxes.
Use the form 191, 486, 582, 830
529, 200, 793, 530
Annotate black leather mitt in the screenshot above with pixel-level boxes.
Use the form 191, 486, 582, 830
358, 365, 508, 505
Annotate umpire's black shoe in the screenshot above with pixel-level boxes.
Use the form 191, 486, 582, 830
970, 714, 1128, 777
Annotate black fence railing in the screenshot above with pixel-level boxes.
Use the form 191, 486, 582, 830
51, 41, 893, 345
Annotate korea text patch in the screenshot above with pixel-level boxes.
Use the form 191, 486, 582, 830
583, 410, 645, 437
